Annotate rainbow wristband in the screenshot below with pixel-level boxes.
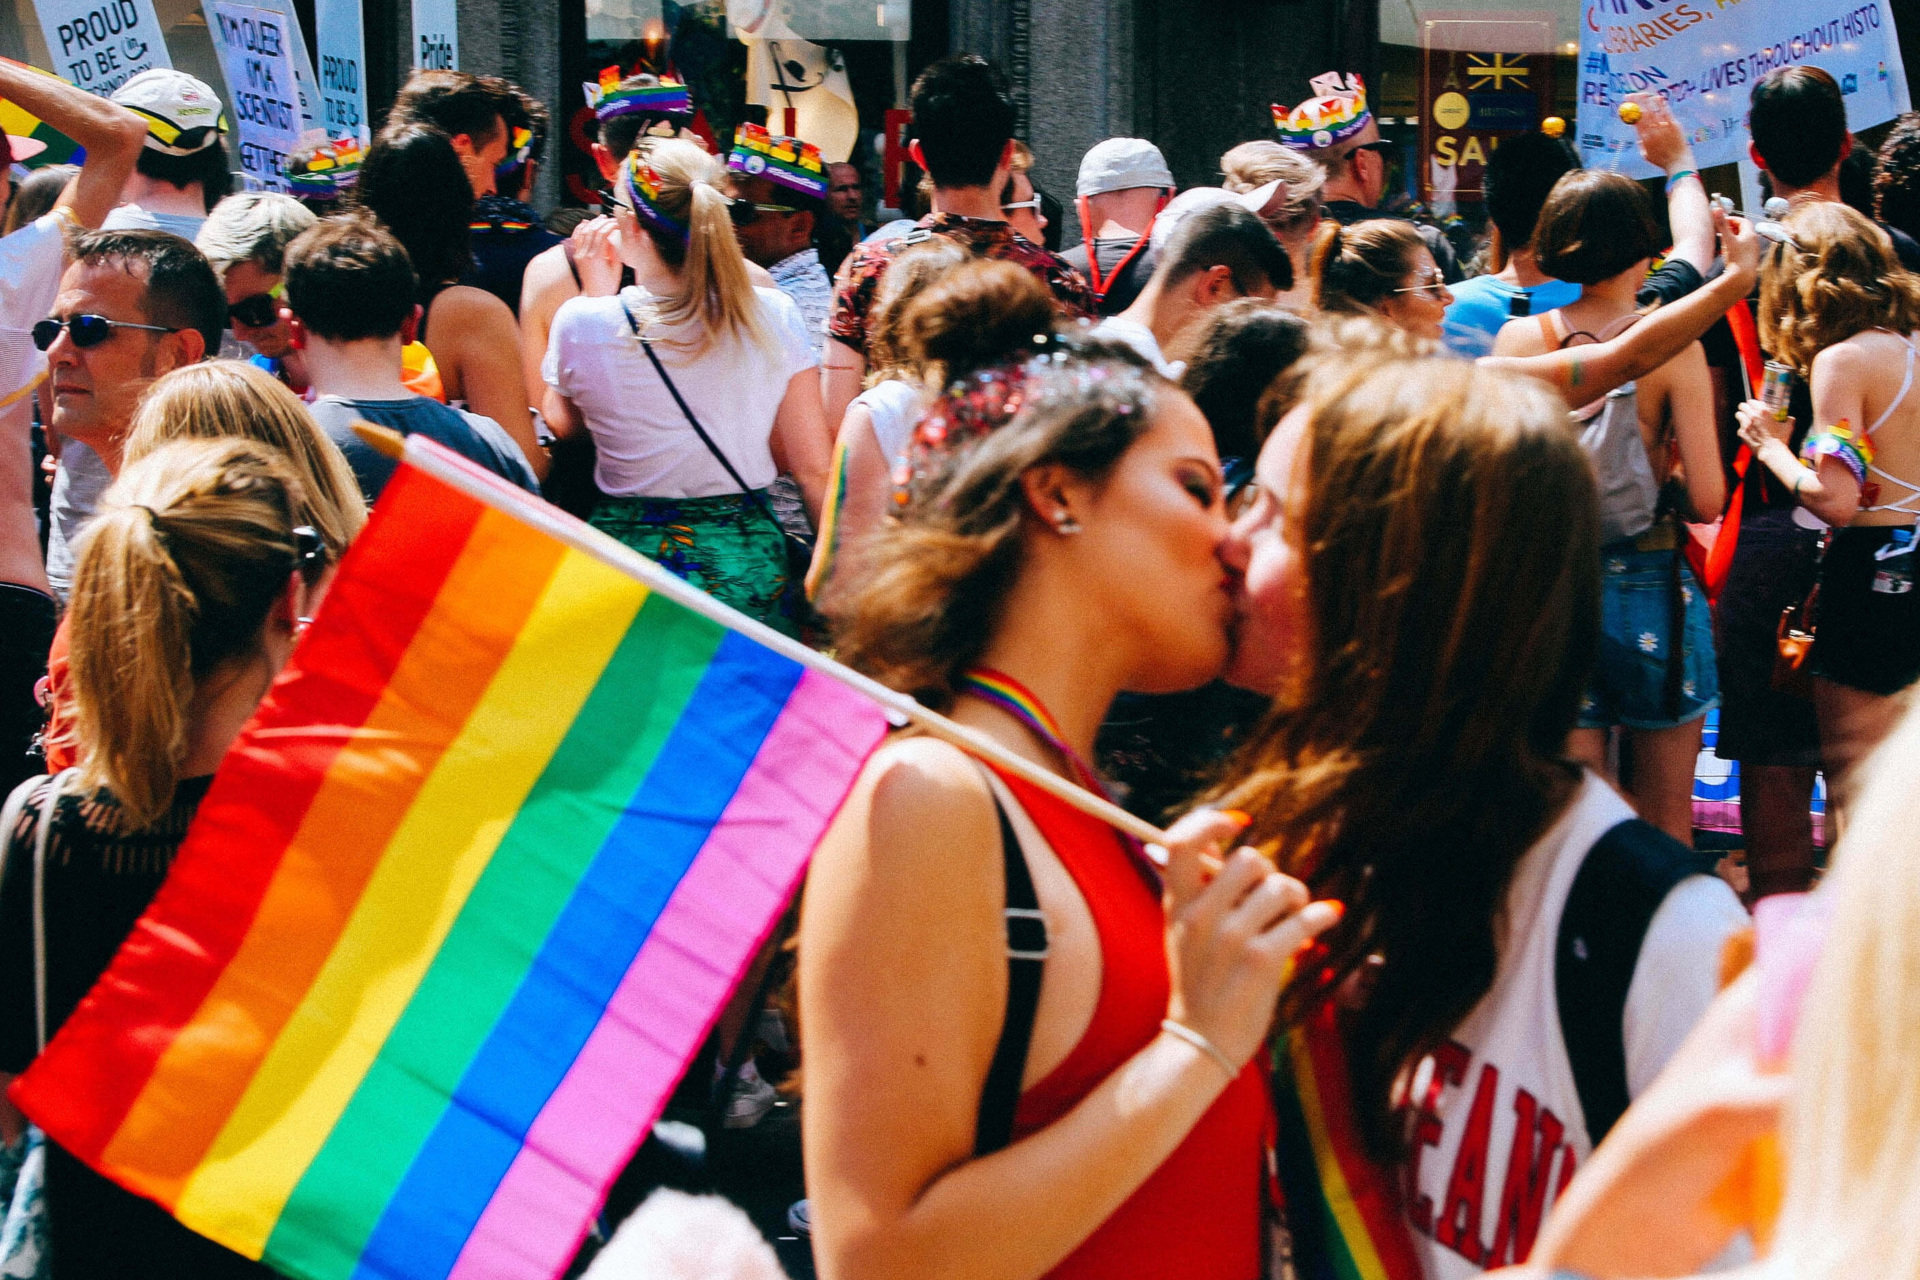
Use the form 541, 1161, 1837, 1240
1801, 420, 1874, 487
1665, 168, 1699, 193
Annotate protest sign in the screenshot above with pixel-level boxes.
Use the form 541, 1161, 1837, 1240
206, 0, 300, 189
30, 0, 171, 95
1577, 0, 1910, 177
411, 0, 457, 70
315, 0, 370, 141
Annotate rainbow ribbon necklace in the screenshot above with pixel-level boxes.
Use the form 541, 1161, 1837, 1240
957, 667, 1159, 884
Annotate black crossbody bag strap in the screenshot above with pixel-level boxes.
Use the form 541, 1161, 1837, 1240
621, 301, 784, 532
974, 795, 1048, 1156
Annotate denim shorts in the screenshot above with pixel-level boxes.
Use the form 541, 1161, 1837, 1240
1578, 542, 1719, 730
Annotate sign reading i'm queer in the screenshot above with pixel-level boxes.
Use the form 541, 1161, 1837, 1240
207, 0, 300, 189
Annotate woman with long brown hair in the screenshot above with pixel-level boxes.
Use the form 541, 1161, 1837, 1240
1738, 199, 1920, 824
801, 348, 1340, 1280
1214, 339, 1747, 1280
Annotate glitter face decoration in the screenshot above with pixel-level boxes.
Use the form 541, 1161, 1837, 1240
1272, 71, 1372, 152
726, 123, 829, 200
618, 147, 689, 244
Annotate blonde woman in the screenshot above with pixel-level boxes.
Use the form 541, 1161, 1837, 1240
1219, 141, 1323, 311
1511, 691, 1920, 1280
40, 359, 366, 774
1738, 200, 1920, 820
0, 438, 322, 1280
544, 137, 831, 635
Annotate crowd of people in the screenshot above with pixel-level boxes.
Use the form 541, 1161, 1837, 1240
1, 37, 1919, 1280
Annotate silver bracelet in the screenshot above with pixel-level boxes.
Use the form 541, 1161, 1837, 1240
1160, 1018, 1239, 1082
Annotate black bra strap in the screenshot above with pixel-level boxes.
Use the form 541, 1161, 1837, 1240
974, 797, 1048, 1156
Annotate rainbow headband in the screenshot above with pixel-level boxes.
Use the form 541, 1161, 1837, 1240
591, 66, 692, 122
726, 123, 828, 200
618, 149, 688, 243
287, 136, 362, 198
1273, 72, 1371, 152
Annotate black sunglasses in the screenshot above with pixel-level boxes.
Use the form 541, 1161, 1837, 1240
728, 200, 800, 228
228, 289, 284, 329
1353, 140, 1396, 156
292, 524, 327, 583
32, 314, 178, 351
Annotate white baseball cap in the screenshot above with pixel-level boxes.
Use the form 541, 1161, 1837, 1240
1076, 137, 1173, 198
111, 69, 227, 155
1149, 182, 1291, 252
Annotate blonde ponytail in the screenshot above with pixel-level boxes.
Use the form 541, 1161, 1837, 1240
624, 138, 776, 358
68, 438, 305, 828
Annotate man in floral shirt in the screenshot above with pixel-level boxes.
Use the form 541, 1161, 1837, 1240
824, 56, 1093, 425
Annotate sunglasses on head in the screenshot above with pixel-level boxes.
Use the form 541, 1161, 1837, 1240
228, 283, 286, 330
31, 314, 178, 351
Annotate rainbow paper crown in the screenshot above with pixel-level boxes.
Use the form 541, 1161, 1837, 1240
590, 66, 692, 123
1272, 72, 1372, 152
286, 135, 363, 199
618, 147, 688, 243
725, 123, 827, 200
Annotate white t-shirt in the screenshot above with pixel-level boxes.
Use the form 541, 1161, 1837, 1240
1090, 314, 1183, 379
1403, 773, 1748, 1280
852, 378, 923, 479
0, 212, 71, 443
544, 284, 818, 499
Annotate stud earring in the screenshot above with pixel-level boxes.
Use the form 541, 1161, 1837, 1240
1053, 511, 1081, 534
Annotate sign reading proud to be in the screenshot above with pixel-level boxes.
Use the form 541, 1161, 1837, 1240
31, 0, 171, 95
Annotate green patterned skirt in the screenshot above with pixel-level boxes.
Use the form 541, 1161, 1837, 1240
590, 491, 801, 637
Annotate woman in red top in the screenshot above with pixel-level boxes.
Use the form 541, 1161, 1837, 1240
800, 347, 1340, 1280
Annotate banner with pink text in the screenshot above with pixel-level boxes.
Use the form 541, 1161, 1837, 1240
1576, 0, 1909, 178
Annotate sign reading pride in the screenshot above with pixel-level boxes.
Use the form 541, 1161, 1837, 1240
1577, 0, 1910, 177
410, 0, 457, 70
30, 0, 171, 95
207, 0, 301, 190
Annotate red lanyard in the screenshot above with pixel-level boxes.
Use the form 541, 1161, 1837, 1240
1075, 196, 1157, 307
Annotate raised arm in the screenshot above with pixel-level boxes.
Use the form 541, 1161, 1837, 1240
0, 58, 147, 229
1630, 92, 1714, 277
1483, 208, 1760, 402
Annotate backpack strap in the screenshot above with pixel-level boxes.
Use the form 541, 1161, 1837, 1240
974, 789, 1048, 1157
1555, 817, 1713, 1144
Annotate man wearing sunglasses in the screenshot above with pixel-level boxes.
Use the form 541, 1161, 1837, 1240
1275, 70, 1460, 284
195, 191, 315, 387
726, 127, 834, 361
39, 229, 224, 599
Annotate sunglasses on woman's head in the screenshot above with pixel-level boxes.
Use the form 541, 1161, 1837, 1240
31, 314, 178, 351
227, 282, 286, 330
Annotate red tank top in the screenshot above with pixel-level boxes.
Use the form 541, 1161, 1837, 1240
995, 769, 1271, 1280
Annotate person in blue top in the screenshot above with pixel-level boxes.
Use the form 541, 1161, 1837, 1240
1441, 130, 1582, 358
281, 214, 539, 503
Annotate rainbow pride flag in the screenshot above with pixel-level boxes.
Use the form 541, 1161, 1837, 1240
1, 66, 85, 168
13, 437, 891, 1280
1273, 1005, 1423, 1280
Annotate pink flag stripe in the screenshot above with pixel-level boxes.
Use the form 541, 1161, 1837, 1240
446, 669, 888, 1279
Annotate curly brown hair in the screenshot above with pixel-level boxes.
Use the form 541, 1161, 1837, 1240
1760, 199, 1920, 374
